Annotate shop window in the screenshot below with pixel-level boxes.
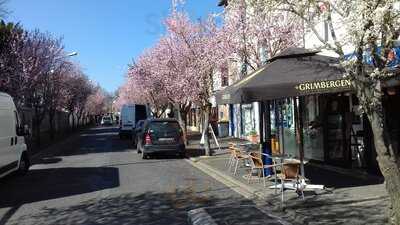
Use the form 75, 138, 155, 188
302, 95, 324, 161
282, 99, 297, 157
241, 104, 254, 136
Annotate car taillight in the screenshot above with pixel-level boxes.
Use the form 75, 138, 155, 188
145, 132, 152, 145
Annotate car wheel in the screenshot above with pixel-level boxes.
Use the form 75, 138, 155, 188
18, 153, 30, 175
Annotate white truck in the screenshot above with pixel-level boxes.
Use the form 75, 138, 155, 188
119, 104, 149, 139
0, 92, 30, 178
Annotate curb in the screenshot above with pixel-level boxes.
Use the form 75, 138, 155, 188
187, 208, 218, 225
185, 158, 267, 200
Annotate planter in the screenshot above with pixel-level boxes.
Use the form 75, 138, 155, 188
248, 134, 259, 144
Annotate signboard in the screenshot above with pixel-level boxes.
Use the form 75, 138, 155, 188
295, 79, 351, 92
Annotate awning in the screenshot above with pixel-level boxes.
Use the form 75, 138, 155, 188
215, 48, 348, 104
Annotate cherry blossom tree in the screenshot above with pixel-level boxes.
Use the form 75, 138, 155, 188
126, 49, 170, 117
64, 66, 92, 130
86, 85, 108, 117
45, 61, 73, 139
256, 0, 400, 223
0, 20, 26, 107
164, 10, 232, 155
1, 20, 105, 144
18, 30, 66, 145
119, 5, 232, 154
221, 0, 303, 74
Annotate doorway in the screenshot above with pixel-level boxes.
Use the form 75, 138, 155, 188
323, 95, 351, 167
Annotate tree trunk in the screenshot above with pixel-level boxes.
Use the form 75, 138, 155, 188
368, 110, 400, 225
34, 120, 41, 147
33, 107, 45, 147
33, 114, 42, 147
183, 110, 189, 145
175, 104, 189, 145
49, 111, 55, 140
202, 103, 212, 156
354, 78, 400, 224
69, 113, 75, 131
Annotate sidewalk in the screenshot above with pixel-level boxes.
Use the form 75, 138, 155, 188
186, 134, 389, 225
185, 131, 249, 157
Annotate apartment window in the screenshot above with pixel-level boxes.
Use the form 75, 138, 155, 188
220, 66, 229, 87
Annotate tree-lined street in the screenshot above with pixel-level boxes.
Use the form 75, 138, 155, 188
0, 126, 248, 225
1, 0, 400, 224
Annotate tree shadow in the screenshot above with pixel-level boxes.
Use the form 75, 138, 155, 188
0, 167, 120, 208
9, 191, 254, 225
275, 192, 389, 225
33, 157, 63, 165
185, 148, 206, 158
304, 164, 384, 189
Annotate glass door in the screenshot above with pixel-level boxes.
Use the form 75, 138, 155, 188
324, 95, 351, 167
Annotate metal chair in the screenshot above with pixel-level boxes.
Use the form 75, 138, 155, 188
247, 152, 267, 187
248, 152, 281, 187
231, 148, 249, 175
276, 160, 305, 204
226, 142, 236, 169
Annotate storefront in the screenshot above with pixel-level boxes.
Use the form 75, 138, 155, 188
216, 47, 381, 173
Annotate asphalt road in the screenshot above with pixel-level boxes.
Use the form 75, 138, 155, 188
0, 126, 249, 225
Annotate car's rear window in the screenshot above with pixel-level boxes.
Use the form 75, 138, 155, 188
149, 121, 180, 132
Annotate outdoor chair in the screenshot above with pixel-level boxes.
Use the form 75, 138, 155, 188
247, 152, 281, 187
247, 152, 267, 186
231, 148, 249, 175
276, 159, 305, 203
226, 142, 236, 169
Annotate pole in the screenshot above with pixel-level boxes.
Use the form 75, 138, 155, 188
263, 101, 273, 176
279, 99, 285, 155
294, 97, 305, 177
259, 101, 265, 145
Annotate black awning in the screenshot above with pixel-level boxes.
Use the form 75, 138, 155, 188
215, 65, 268, 104
215, 48, 349, 104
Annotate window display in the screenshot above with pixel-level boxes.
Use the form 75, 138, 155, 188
302, 95, 324, 161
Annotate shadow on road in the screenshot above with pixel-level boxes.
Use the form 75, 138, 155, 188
0, 167, 120, 208
11, 191, 254, 225
51, 126, 135, 156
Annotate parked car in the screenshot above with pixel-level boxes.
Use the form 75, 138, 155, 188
137, 118, 185, 159
0, 92, 30, 178
132, 119, 145, 148
119, 104, 149, 139
101, 116, 113, 126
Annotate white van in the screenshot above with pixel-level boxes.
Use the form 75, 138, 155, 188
119, 104, 149, 139
0, 92, 30, 178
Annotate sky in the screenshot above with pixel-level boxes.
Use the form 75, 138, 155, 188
6, 0, 223, 93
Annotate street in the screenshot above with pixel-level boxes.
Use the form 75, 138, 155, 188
0, 126, 249, 225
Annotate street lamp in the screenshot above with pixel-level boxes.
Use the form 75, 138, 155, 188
66, 52, 78, 57
50, 52, 79, 73
54, 51, 79, 61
